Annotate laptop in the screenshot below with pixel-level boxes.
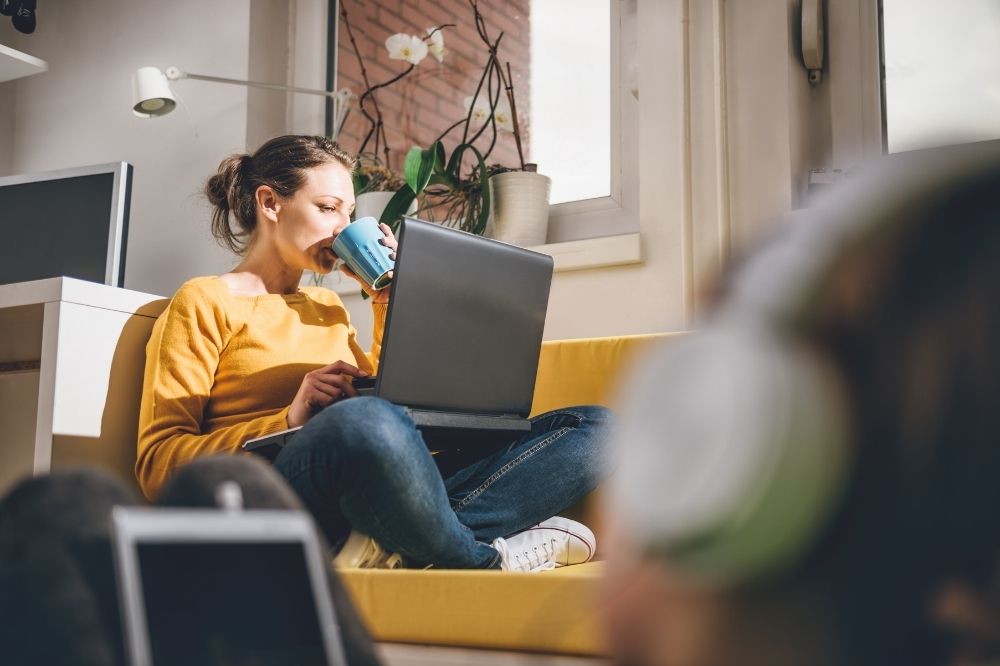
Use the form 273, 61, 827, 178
111, 507, 347, 666
243, 216, 553, 457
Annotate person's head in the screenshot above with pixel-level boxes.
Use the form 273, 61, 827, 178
606, 141, 1000, 666
204, 135, 356, 274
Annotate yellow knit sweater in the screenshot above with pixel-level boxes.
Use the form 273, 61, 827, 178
136, 276, 386, 499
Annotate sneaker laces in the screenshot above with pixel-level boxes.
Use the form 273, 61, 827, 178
494, 536, 558, 573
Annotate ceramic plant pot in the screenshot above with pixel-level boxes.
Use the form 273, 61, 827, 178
354, 191, 396, 222
487, 171, 551, 247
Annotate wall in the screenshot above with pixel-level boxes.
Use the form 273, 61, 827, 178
0, 0, 253, 297
336, 0, 529, 174
0, 0, 876, 345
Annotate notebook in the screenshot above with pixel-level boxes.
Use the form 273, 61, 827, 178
243, 217, 553, 457
111, 507, 347, 666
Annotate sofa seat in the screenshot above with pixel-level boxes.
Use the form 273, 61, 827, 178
339, 333, 678, 655
342, 561, 607, 655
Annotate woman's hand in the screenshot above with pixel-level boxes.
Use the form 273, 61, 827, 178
287, 361, 369, 428
340, 223, 398, 304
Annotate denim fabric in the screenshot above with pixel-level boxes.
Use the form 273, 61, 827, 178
272, 397, 612, 569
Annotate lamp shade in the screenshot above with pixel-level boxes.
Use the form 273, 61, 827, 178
132, 67, 177, 118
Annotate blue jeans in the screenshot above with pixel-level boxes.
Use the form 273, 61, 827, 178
272, 397, 612, 569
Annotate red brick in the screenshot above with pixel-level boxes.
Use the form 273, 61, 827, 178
333, 0, 529, 172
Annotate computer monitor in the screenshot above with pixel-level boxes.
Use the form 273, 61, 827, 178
0, 161, 132, 287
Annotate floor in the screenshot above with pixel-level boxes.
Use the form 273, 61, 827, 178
376, 643, 609, 666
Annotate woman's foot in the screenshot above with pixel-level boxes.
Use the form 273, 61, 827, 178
333, 530, 403, 569
493, 517, 597, 572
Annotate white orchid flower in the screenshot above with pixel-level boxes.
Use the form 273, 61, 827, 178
385, 33, 428, 65
493, 97, 514, 133
464, 95, 515, 133
426, 27, 447, 62
464, 95, 492, 126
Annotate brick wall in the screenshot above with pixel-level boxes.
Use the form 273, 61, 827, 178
337, 0, 530, 175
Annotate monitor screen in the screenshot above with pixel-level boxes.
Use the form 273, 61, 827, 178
0, 162, 132, 287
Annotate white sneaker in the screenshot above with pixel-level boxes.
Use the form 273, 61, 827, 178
492, 517, 597, 573
332, 530, 404, 569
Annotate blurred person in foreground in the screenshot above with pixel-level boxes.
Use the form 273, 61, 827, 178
605, 140, 1000, 666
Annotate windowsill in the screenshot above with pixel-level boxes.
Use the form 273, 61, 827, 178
321, 233, 643, 296
531, 232, 641, 272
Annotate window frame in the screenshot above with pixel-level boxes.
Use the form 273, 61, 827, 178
543, 0, 640, 243
314, 0, 639, 245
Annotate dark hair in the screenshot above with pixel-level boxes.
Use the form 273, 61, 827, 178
204, 135, 356, 254
780, 150, 1000, 665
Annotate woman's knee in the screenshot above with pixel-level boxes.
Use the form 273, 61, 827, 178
575, 404, 615, 429
280, 397, 424, 467
549, 405, 616, 478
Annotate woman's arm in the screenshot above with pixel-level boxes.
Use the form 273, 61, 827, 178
134, 282, 288, 499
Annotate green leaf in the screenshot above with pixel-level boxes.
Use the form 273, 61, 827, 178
432, 141, 447, 174
444, 143, 465, 176
403, 146, 423, 192
471, 146, 491, 235
378, 186, 417, 234
404, 145, 435, 196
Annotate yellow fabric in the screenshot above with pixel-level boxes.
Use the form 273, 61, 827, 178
531, 333, 685, 415
341, 562, 608, 655
135, 276, 386, 499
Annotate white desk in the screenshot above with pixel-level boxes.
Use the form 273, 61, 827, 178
0, 277, 167, 495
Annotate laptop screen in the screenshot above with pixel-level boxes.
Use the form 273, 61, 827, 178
137, 541, 327, 666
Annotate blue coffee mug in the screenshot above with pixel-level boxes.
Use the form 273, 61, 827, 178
332, 216, 395, 290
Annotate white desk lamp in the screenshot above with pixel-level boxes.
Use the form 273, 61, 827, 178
131, 66, 354, 139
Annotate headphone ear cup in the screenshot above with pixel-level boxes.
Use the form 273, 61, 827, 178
612, 323, 852, 585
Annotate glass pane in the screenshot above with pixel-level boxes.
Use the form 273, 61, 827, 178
335, 0, 611, 206
882, 0, 1000, 153
530, 0, 611, 204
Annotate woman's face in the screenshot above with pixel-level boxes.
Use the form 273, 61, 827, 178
270, 161, 355, 275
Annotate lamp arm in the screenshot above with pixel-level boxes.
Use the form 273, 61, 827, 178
166, 67, 351, 100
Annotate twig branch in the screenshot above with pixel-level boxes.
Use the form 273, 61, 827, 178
505, 62, 526, 169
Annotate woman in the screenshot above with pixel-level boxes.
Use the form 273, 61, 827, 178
136, 135, 610, 571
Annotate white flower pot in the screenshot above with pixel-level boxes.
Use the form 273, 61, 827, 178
354, 190, 416, 223
488, 171, 551, 247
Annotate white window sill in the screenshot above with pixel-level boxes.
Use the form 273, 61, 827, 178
320, 233, 642, 296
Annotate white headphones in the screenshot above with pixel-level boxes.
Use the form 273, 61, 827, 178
611, 141, 1000, 585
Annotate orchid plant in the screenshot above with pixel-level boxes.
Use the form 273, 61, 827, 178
340, 1, 451, 182
377, 0, 528, 236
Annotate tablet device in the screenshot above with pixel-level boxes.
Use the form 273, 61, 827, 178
111, 507, 346, 666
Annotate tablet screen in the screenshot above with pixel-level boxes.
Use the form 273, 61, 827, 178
137, 541, 328, 666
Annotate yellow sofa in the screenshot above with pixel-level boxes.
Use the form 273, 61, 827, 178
340, 332, 676, 656
38, 323, 673, 656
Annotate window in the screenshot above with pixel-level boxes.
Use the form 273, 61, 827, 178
326, 0, 637, 243
881, 0, 1000, 153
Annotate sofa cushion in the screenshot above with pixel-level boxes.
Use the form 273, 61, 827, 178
341, 562, 608, 655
